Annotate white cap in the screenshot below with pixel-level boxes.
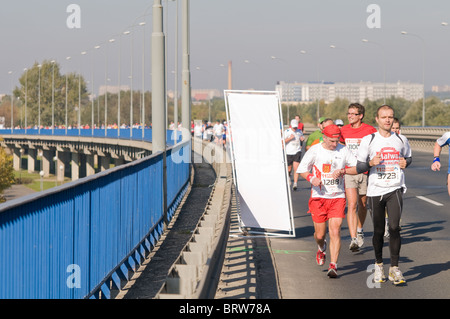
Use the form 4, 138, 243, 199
335, 119, 344, 126
290, 119, 298, 127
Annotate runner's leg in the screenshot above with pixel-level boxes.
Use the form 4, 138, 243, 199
345, 187, 358, 239
313, 221, 327, 250
386, 189, 403, 267
370, 195, 386, 264
447, 174, 450, 196
357, 194, 368, 228
328, 217, 343, 264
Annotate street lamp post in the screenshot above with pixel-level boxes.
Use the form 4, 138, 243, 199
24, 68, 28, 134
120, 31, 131, 136
8, 71, 13, 133
65, 57, 71, 135
300, 50, 321, 121
181, 0, 191, 142
269, 56, 291, 123
401, 31, 426, 127
106, 39, 116, 136
329, 44, 351, 83
140, 21, 146, 138
173, 0, 179, 144
94, 45, 101, 129
38, 64, 42, 134
130, 29, 134, 138
80, 51, 87, 134
90, 51, 95, 136
361, 39, 386, 104
51, 60, 55, 134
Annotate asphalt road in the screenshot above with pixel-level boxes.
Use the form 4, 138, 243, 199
268, 149, 450, 299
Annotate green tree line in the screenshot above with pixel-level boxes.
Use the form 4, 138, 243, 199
281, 96, 450, 127
191, 96, 450, 127
0, 60, 161, 128
1, 60, 449, 128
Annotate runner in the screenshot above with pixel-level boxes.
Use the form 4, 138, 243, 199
339, 103, 377, 251
298, 124, 357, 278
295, 114, 304, 132
431, 131, 450, 196
306, 118, 334, 150
335, 119, 344, 128
392, 117, 401, 134
356, 105, 412, 285
385, 117, 403, 238
284, 119, 304, 190
213, 120, 224, 145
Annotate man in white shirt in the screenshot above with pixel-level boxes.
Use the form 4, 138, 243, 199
356, 105, 412, 285
431, 131, 450, 196
213, 120, 224, 145
297, 124, 357, 278
284, 119, 304, 190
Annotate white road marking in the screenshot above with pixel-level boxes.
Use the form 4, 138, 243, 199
416, 196, 444, 207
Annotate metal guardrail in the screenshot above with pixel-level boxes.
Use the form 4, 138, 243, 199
398, 127, 448, 152
0, 133, 190, 299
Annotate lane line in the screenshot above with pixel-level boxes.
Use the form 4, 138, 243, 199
416, 195, 444, 207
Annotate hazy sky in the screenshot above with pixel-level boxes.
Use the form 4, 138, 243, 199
1, 0, 450, 95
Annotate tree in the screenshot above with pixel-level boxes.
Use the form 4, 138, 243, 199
0, 138, 15, 202
14, 60, 89, 128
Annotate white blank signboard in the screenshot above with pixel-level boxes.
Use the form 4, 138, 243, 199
224, 90, 294, 236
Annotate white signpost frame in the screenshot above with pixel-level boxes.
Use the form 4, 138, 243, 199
224, 90, 295, 238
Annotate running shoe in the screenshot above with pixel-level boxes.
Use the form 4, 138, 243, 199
349, 238, 359, 252
293, 182, 297, 191
374, 263, 386, 283
316, 241, 326, 266
389, 266, 406, 285
357, 231, 364, 248
327, 263, 338, 278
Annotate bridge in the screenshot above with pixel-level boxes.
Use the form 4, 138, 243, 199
1, 0, 450, 302
1, 126, 448, 299
0, 128, 192, 298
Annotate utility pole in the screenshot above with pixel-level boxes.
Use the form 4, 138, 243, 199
152, 0, 168, 225
181, 0, 191, 141
152, 0, 167, 152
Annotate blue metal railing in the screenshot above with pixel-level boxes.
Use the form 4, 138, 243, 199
0, 130, 190, 299
0, 128, 184, 146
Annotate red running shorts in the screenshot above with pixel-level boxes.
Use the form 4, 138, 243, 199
308, 197, 346, 223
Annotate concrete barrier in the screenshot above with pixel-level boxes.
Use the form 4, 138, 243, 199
156, 139, 232, 299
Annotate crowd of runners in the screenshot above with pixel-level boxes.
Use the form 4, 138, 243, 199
283, 102, 449, 284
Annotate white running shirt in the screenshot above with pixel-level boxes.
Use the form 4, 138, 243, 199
357, 132, 412, 197
284, 128, 303, 155
437, 132, 450, 174
297, 143, 356, 199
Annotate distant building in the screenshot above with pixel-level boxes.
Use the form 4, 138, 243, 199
275, 81, 424, 103
98, 85, 131, 96
431, 85, 450, 92
191, 89, 222, 101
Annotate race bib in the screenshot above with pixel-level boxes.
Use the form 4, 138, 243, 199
345, 138, 361, 157
321, 173, 343, 194
373, 147, 401, 187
